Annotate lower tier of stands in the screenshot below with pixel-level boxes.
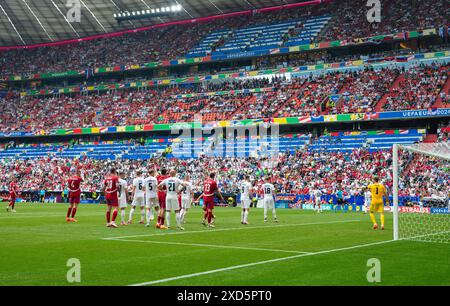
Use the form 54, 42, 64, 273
0, 129, 425, 160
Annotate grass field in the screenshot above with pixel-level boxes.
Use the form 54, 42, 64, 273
0, 203, 449, 286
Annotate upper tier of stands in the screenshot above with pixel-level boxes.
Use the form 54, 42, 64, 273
186, 15, 331, 58
0, 0, 446, 78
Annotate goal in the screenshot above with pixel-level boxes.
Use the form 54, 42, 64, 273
392, 142, 450, 243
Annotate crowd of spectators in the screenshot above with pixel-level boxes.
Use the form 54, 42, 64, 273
1, 145, 448, 201
383, 64, 449, 111
315, 0, 448, 42
0, 0, 447, 78
1, 62, 448, 134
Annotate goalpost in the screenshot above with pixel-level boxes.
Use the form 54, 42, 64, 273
392, 142, 450, 243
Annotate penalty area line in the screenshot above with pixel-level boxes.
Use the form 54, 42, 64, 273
103, 219, 361, 240
109, 238, 312, 255
128, 239, 395, 286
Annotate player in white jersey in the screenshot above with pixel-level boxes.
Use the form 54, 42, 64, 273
144, 169, 159, 227
180, 174, 193, 224
261, 177, 278, 223
313, 188, 323, 213
158, 169, 187, 230
363, 188, 371, 214
118, 172, 129, 226
128, 171, 146, 224
240, 176, 253, 225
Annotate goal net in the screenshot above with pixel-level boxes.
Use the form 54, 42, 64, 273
393, 142, 450, 244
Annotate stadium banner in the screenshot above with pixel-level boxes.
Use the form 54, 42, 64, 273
4, 28, 440, 83
0, 113, 438, 138
302, 203, 335, 211
378, 108, 450, 119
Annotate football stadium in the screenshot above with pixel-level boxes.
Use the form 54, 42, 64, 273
0, 0, 449, 289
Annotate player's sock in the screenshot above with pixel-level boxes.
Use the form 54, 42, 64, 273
157, 215, 161, 224
179, 209, 185, 222
241, 210, 244, 222
369, 213, 377, 225
165, 212, 170, 227
67, 207, 73, 218
244, 211, 249, 223
141, 208, 145, 222
129, 207, 135, 222
106, 211, 111, 223
112, 210, 118, 222
176, 212, 181, 227
264, 207, 268, 220
121, 209, 126, 222
207, 211, 213, 224
71, 208, 77, 218
148, 208, 154, 220
272, 208, 277, 219
146, 210, 151, 223
380, 214, 385, 227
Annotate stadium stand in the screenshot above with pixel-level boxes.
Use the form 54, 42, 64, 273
1, 61, 448, 134
0, 0, 447, 78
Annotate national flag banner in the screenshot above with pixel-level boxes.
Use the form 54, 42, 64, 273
399, 129, 409, 134
299, 116, 312, 123
270, 48, 280, 54
364, 112, 379, 120
324, 115, 337, 122
99, 127, 108, 133
385, 130, 395, 135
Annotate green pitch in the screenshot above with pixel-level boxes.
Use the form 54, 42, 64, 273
0, 203, 449, 286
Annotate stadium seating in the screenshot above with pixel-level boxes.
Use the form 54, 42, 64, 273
187, 15, 331, 58
1, 62, 448, 134
0, 0, 446, 78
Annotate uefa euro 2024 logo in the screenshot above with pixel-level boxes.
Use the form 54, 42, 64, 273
366, 0, 381, 23
67, 0, 81, 23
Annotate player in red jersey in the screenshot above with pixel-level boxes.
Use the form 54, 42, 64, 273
196, 173, 225, 228
103, 168, 119, 228
156, 168, 170, 229
66, 169, 84, 223
7, 178, 19, 213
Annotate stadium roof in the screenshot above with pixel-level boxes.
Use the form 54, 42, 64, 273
0, 0, 316, 47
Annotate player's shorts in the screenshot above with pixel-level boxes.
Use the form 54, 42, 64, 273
119, 197, 128, 209
181, 198, 191, 209
315, 198, 321, 205
158, 193, 166, 210
146, 197, 159, 209
69, 192, 81, 204
241, 198, 251, 209
370, 202, 384, 213
203, 197, 215, 210
165, 198, 180, 211
263, 198, 275, 209
132, 196, 145, 207
106, 195, 118, 207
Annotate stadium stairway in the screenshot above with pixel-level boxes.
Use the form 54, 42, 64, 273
374, 73, 405, 112
432, 76, 450, 108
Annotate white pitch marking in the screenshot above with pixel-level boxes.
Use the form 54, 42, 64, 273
128, 239, 395, 286
103, 219, 361, 240
109, 238, 312, 254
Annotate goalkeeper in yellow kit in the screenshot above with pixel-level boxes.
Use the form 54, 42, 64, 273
367, 176, 390, 230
